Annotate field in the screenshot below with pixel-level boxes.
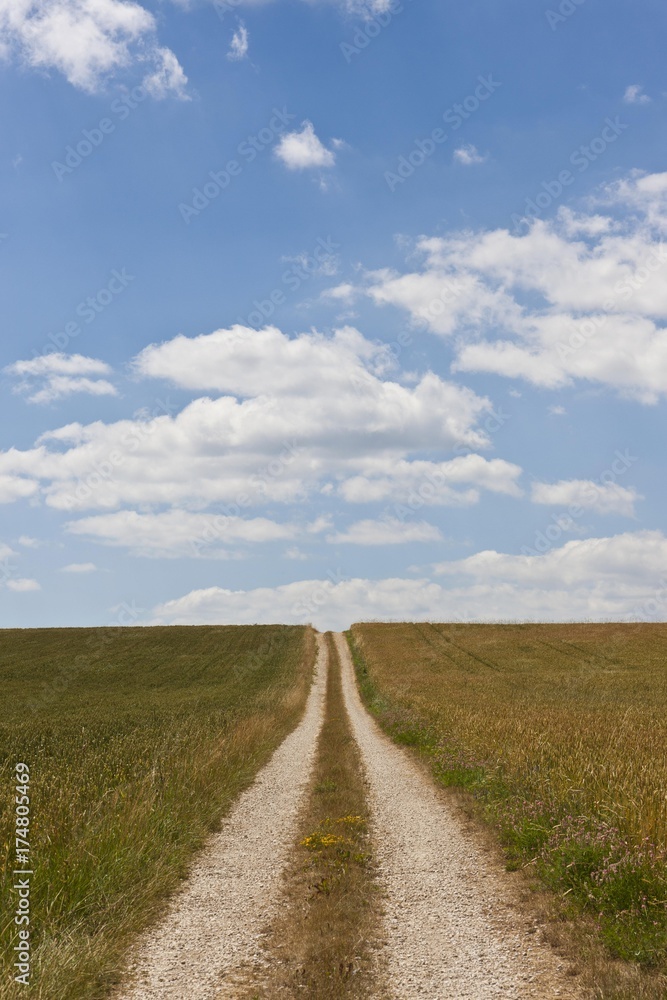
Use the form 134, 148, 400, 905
0, 625, 314, 1000
348, 623, 667, 990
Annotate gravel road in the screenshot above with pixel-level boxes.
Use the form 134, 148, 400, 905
116, 635, 328, 1000
334, 632, 583, 1000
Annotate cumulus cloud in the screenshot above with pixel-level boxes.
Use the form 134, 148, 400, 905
0, 325, 513, 516
338, 455, 523, 506
453, 144, 486, 166
133, 325, 394, 396
18, 536, 42, 548
61, 562, 97, 573
623, 84, 651, 105
227, 22, 249, 60
327, 517, 443, 545
0, 475, 38, 503
531, 479, 641, 518
0, 0, 187, 97
5, 353, 117, 404
66, 509, 310, 558
7, 578, 40, 592
353, 174, 667, 401
274, 121, 336, 170
433, 530, 667, 590
150, 531, 667, 629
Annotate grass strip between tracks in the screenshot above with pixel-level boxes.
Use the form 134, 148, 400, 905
243, 631, 385, 1000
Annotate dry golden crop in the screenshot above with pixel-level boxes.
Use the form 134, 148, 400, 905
0, 625, 313, 1000
349, 622, 667, 976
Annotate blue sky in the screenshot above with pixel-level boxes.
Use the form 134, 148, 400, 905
1, 0, 666, 630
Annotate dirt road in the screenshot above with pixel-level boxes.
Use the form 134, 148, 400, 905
117, 632, 582, 999
334, 632, 581, 1000
116, 636, 328, 1000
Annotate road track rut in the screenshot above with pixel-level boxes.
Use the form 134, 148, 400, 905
334, 632, 582, 1000
116, 635, 327, 1000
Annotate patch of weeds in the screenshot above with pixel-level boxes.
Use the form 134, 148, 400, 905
315, 779, 337, 794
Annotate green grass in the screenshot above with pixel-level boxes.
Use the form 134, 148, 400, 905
0, 625, 314, 1000
347, 622, 667, 996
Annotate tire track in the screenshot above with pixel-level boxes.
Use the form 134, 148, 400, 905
334, 632, 582, 1000
116, 635, 328, 1000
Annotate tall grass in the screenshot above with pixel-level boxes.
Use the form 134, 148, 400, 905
348, 622, 667, 988
0, 625, 314, 1000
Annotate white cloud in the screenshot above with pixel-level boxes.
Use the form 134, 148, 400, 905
623, 84, 651, 105
142, 46, 188, 100
227, 22, 248, 60
5, 353, 117, 404
0, 542, 15, 562
133, 325, 394, 396
7, 578, 40, 592
25, 376, 118, 405
18, 535, 41, 548
322, 282, 357, 302
0, 325, 503, 513
0, 475, 39, 503
530, 479, 641, 517
6, 353, 113, 377
61, 562, 97, 573
354, 174, 667, 401
150, 532, 667, 629
327, 517, 443, 545
0, 0, 187, 97
433, 530, 667, 589
66, 509, 306, 557
453, 144, 486, 166
284, 546, 308, 561
211, 0, 392, 17
274, 121, 336, 170
338, 455, 523, 506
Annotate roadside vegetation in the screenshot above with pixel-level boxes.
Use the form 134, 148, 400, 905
348, 622, 667, 999
0, 625, 314, 1000
243, 632, 385, 999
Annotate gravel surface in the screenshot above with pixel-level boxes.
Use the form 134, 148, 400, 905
334, 632, 583, 1000
116, 636, 328, 1000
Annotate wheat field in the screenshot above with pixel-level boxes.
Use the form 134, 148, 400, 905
0, 625, 314, 1000
349, 622, 667, 977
